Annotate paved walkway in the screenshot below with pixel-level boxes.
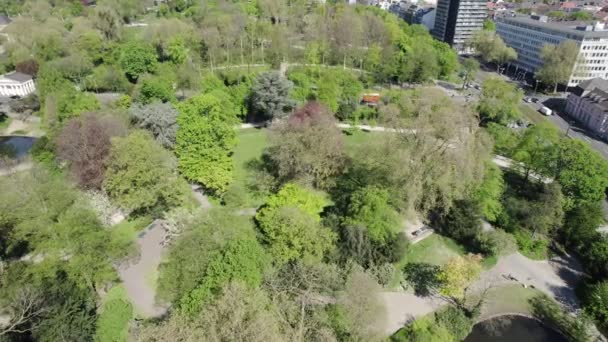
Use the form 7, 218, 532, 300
117, 220, 169, 318
381, 252, 584, 335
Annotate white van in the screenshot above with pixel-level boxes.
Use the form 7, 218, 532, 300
539, 106, 552, 116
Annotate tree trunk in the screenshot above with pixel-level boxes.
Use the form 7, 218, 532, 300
553, 82, 558, 94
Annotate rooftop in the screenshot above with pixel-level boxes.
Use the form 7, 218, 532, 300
2, 72, 33, 83
497, 14, 608, 38
571, 77, 608, 97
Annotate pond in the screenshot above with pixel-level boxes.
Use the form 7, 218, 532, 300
464, 316, 567, 342
0, 136, 37, 159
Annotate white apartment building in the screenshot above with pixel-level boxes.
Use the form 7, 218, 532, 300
0, 72, 36, 97
565, 78, 608, 139
496, 15, 608, 87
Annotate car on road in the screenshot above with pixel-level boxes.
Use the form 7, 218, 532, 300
539, 106, 552, 116
412, 226, 430, 237
524, 97, 532, 103
532, 98, 540, 103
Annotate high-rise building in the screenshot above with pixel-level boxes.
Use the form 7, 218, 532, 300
496, 15, 608, 86
431, 0, 487, 51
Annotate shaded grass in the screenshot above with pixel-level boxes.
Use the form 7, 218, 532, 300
400, 234, 466, 267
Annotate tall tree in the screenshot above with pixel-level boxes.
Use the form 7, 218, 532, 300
461, 58, 479, 89
477, 77, 523, 124
56, 113, 127, 189
536, 40, 580, 93
249, 71, 295, 120
267, 102, 346, 189
175, 94, 237, 194
130, 102, 179, 149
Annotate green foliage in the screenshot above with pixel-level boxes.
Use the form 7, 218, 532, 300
530, 294, 592, 342
180, 235, 269, 317
486, 122, 520, 156
551, 139, 608, 209
392, 316, 454, 342
483, 19, 496, 31
582, 281, 608, 330
537, 40, 579, 92
513, 122, 560, 180
440, 199, 482, 247
104, 131, 189, 215
476, 229, 517, 257
55, 89, 100, 123
175, 93, 237, 193
434, 307, 474, 341
94, 298, 133, 342
118, 40, 158, 82
250, 71, 296, 120
474, 163, 504, 222
84, 65, 131, 92
478, 77, 523, 124
255, 184, 335, 264
137, 76, 176, 104
345, 186, 400, 244
513, 229, 550, 260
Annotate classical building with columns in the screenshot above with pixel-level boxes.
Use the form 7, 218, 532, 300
0, 72, 36, 97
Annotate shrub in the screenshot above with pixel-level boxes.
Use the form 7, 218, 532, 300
434, 307, 474, 341
94, 299, 133, 342
476, 229, 517, 257
513, 229, 549, 260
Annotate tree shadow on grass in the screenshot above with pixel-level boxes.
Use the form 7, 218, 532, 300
403, 262, 442, 297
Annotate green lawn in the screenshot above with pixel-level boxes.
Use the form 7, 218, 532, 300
343, 129, 383, 154
400, 234, 466, 267
475, 284, 542, 319
233, 128, 269, 207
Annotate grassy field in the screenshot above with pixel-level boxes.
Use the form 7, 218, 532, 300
400, 234, 466, 266
475, 284, 542, 319
233, 128, 269, 207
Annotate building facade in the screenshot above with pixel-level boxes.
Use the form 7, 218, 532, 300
432, 0, 487, 51
496, 15, 608, 86
0, 72, 36, 97
566, 78, 608, 139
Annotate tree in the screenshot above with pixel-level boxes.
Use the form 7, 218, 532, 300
267, 102, 346, 189
569, 11, 592, 21
461, 58, 479, 89
582, 281, 608, 330
345, 186, 400, 244
550, 139, 608, 209
180, 235, 269, 316
130, 102, 178, 149
337, 269, 387, 341
15, 59, 39, 77
483, 19, 496, 31
474, 163, 504, 222
56, 113, 127, 189
175, 93, 237, 193
118, 40, 158, 82
536, 40, 580, 93
440, 199, 482, 245
249, 71, 295, 120
136, 75, 176, 104
255, 184, 335, 264
476, 229, 517, 256
437, 255, 482, 300
434, 307, 474, 341
477, 77, 523, 124
513, 122, 560, 181
561, 201, 604, 250
104, 131, 188, 215
469, 31, 517, 71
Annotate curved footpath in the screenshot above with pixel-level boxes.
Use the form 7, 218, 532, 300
381, 252, 584, 335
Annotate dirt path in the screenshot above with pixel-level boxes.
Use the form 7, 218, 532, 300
117, 220, 169, 318
382, 252, 584, 335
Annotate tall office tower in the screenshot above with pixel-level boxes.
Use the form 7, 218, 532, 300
432, 0, 487, 51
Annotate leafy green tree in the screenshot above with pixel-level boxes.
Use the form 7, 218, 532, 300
84, 65, 130, 92
477, 77, 523, 124
537, 40, 579, 93
474, 163, 504, 222
483, 19, 496, 31
437, 255, 482, 300
255, 184, 335, 264
547, 10, 567, 20
180, 235, 269, 316
167, 36, 189, 64
550, 139, 608, 209
582, 281, 608, 330
345, 186, 400, 244
118, 40, 158, 82
461, 58, 479, 89
267, 102, 346, 189
104, 131, 189, 215
441, 199, 482, 245
486, 122, 521, 156
433, 40, 459, 79
569, 11, 593, 21
561, 201, 604, 250
136, 75, 176, 104
476, 229, 517, 256
175, 93, 237, 193
250, 71, 295, 120
434, 307, 474, 341
470, 31, 517, 70
513, 122, 560, 181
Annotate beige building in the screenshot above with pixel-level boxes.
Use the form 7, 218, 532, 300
565, 78, 608, 139
0, 72, 36, 97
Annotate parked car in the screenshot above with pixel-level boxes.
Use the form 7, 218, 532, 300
412, 226, 430, 237
539, 106, 552, 116
524, 97, 532, 103
532, 98, 540, 103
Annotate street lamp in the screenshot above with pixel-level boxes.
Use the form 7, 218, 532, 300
534, 79, 540, 93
